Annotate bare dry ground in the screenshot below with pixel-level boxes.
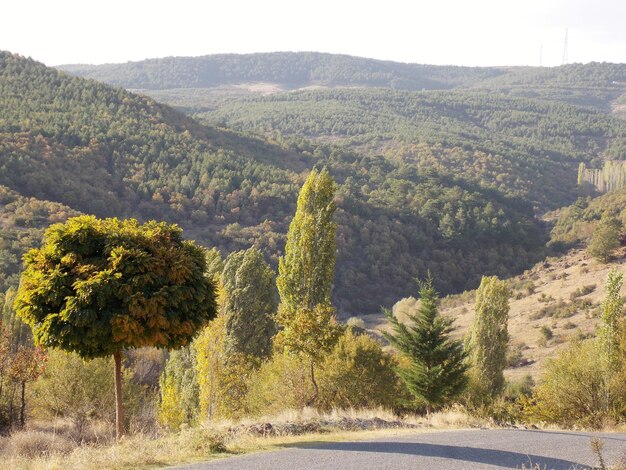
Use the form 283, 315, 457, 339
366, 247, 626, 382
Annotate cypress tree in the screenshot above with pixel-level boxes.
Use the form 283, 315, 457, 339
383, 278, 468, 413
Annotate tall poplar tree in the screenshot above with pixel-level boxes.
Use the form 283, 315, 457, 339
598, 268, 624, 369
466, 276, 510, 403
222, 247, 277, 359
275, 167, 340, 405
383, 278, 467, 413
277, 167, 336, 312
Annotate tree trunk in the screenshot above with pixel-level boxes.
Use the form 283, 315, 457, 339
19, 382, 26, 428
305, 359, 319, 407
114, 350, 125, 440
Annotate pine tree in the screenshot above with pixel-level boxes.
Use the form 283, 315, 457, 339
383, 278, 468, 413
466, 276, 510, 404
222, 247, 277, 359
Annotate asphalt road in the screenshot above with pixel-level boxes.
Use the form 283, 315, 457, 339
173, 429, 626, 470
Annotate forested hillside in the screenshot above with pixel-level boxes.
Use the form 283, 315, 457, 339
60, 52, 508, 90
0, 51, 547, 313
58, 53, 626, 212
59, 52, 626, 113
196, 89, 626, 210
471, 62, 626, 111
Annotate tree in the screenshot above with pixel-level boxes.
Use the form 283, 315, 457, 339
14, 216, 217, 438
195, 315, 256, 420
277, 167, 336, 313
383, 278, 468, 413
588, 214, 621, 262
466, 276, 510, 404
598, 268, 624, 369
158, 346, 199, 430
222, 247, 277, 358
275, 168, 340, 406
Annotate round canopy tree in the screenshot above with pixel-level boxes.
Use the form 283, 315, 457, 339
14, 216, 217, 438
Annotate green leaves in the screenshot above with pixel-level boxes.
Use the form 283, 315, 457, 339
14, 215, 217, 359
277, 167, 336, 313
466, 276, 510, 402
222, 247, 277, 359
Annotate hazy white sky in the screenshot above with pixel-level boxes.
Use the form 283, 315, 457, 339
1, 0, 624, 67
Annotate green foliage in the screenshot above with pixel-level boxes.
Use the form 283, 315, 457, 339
14, 215, 216, 358
198, 87, 626, 211
245, 353, 313, 416
0, 52, 551, 314
158, 346, 199, 430
194, 315, 257, 420
59, 51, 508, 91
222, 247, 277, 358
588, 214, 621, 262
277, 168, 336, 312
466, 276, 510, 403
275, 304, 341, 364
552, 190, 626, 246
317, 329, 403, 411
31, 349, 144, 434
527, 340, 621, 428
383, 279, 468, 412
598, 268, 624, 368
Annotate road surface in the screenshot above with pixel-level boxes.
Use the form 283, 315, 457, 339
172, 429, 626, 469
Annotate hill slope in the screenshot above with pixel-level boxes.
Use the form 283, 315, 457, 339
58, 52, 626, 113
196, 88, 626, 211
59, 52, 507, 91
0, 51, 547, 313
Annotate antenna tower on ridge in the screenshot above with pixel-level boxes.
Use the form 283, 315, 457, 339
562, 28, 568, 65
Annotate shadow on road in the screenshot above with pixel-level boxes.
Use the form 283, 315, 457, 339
290, 441, 587, 469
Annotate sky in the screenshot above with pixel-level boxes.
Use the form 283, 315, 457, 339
1, 0, 624, 67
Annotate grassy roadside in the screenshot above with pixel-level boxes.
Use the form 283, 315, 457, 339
1, 409, 488, 470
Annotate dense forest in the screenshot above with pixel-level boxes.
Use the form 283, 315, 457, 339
59, 52, 509, 90
0, 51, 548, 314
59, 52, 626, 112
194, 88, 626, 210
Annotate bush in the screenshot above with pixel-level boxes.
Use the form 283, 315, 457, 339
195, 316, 258, 421
30, 350, 145, 436
179, 427, 227, 454
317, 329, 403, 411
527, 340, 623, 428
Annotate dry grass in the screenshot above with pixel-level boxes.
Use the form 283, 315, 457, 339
1, 408, 487, 470
376, 248, 626, 381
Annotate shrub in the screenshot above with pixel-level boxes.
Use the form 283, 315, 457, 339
317, 329, 403, 411
527, 340, 623, 428
30, 350, 144, 435
246, 353, 313, 416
